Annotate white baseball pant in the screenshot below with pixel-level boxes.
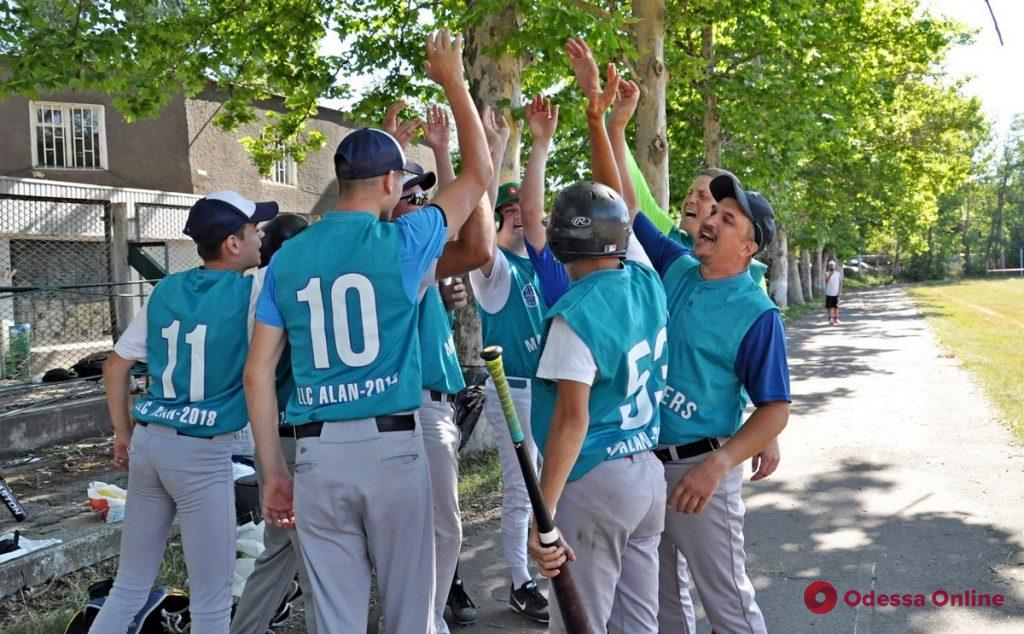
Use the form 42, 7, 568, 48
484, 377, 537, 588
90, 422, 236, 633
658, 454, 766, 634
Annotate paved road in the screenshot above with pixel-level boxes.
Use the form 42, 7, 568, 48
454, 286, 1024, 633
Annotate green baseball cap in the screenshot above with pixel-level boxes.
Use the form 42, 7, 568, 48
495, 182, 521, 210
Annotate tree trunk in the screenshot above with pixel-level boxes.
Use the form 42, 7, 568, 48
787, 248, 805, 306
466, 3, 523, 184
700, 25, 722, 168
800, 248, 813, 301
459, 3, 524, 366
812, 242, 825, 296
632, 0, 669, 209
768, 224, 788, 308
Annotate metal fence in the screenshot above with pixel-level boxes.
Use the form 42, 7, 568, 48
0, 177, 202, 416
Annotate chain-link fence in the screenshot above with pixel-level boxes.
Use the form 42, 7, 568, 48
0, 193, 118, 413
133, 202, 203, 303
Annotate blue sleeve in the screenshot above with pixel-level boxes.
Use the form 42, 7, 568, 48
633, 212, 688, 278
255, 257, 285, 328
525, 241, 571, 307
735, 310, 791, 405
396, 205, 447, 302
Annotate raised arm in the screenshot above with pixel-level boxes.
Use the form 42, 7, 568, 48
423, 30, 493, 238
381, 100, 423, 149
436, 191, 494, 278
522, 94, 558, 251
608, 79, 641, 216
586, 64, 622, 194
422, 104, 455, 187
483, 106, 511, 222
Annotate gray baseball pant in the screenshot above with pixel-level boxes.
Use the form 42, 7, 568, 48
419, 392, 462, 634
549, 451, 666, 634
231, 435, 316, 634
484, 378, 537, 588
658, 455, 766, 634
90, 422, 236, 633
293, 416, 436, 634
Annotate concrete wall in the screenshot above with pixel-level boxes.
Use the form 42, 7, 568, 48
0, 90, 194, 193
184, 88, 437, 216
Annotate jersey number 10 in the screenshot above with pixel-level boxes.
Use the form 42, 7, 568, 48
298, 274, 380, 369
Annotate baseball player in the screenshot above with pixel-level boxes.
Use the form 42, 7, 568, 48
528, 181, 668, 633
631, 173, 791, 634
392, 149, 494, 632
231, 213, 316, 634
93, 190, 279, 633
244, 29, 492, 633
468, 106, 550, 622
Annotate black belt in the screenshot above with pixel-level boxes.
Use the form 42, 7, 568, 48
280, 414, 416, 439
655, 437, 720, 462
429, 390, 456, 403
135, 419, 214, 439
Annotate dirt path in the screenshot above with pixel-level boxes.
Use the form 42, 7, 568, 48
456, 286, 1024, 632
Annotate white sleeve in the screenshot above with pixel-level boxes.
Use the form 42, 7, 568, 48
113, 300, 149, 361
536, 317, 598, 385
419, 260, 438, 301
248, 267, 266, 341
625, 233, 654, 270
469, 249, 512, 313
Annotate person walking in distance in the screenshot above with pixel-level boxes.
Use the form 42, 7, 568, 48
825, 259, 843, 325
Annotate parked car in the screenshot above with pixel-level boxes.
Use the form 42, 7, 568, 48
845, 257, 876, 274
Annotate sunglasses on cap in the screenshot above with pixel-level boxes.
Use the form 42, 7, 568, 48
400, 191, 429, 206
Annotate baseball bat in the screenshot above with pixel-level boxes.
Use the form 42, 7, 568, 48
0, 476, 27, 522
480, 345, 590, 634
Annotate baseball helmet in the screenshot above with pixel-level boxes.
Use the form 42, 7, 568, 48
259, 213, 310, 267
547, 181, 631, 262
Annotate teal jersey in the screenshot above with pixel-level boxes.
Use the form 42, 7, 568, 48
270, 213, 425, 423
658, 254, 777, 444
532, 262, 669, 481
419, 285, 466, 395
132, 268, 252, 437
475, 247, 546, 378
669, 229, 767, 290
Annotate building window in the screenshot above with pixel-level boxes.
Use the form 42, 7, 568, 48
268, 155, 297, 186
30, 102, 107, 169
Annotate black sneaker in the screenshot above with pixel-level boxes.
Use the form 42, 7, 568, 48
447, 576, 478, 626
509, 579, 549, 623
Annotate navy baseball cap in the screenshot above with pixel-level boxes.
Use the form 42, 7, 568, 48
335, 128, 418, 180
402, 161, 436, 191
183, 190, 279, 243
709, 173, 776, 254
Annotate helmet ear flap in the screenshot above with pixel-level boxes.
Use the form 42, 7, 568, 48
494, 210, 503, 231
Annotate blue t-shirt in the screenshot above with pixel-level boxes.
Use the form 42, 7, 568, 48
525, 241, 570, 309
632, 212, 791, 405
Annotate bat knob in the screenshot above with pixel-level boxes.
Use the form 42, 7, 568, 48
480, 346, 503, 362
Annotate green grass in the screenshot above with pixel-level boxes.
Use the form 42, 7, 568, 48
458, 447, 502, 506
909, 278, 1024, 440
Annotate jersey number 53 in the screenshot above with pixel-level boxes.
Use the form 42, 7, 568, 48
619, 327, 668, 431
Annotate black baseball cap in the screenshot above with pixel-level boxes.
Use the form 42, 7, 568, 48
402, 161, 437, 192
183, 190, 279, 244
335, 128, 418, 180
709, 173, 776, 253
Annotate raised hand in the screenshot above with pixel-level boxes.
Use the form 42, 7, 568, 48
608, 79, 641, 130
382, 100, 422, 149
422, 104, 451, 151
423, 29, 465, 88
482, 105, 511, 149
524, 93, 559, 144
565, 37, 600, 95
586, 63, 621, 120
